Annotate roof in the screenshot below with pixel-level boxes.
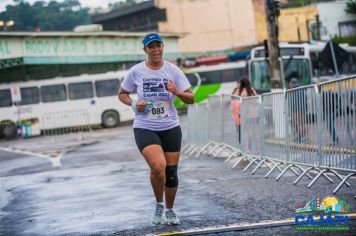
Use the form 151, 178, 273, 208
92, 0, 156, 23
0, 31, 180, 38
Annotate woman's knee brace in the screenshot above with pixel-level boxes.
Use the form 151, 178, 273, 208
165, 165, 178, 188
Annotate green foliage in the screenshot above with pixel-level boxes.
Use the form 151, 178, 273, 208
346, 0, 356, 14
333, 35, 356, 46
109, 0, 138, 10
287, 0, 335, 8
0, 0, 91, 31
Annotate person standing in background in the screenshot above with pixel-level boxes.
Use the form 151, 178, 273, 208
231, 77, 257, 144
118, 33, 194, 225
320, 83, 339, 145
288, 78, 308, 143
234, 77, 257, 97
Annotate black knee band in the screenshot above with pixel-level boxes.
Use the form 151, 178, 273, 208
165, 165, 178, 188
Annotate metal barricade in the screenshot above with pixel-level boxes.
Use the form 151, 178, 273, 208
222, 94, 242, 150
184, 105, 196, 153
285, 85, 320, 167
319, 77, 356, 171
185, 76, 356, 195
240, 96, 261, 156
184, 103, 209, 156
198, 95, 225, 156
207, 95, 224, 144
261, 91, 287, 162
41, 110, 91, 136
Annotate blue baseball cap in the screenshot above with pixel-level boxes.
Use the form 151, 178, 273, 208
142, 33, 163, 47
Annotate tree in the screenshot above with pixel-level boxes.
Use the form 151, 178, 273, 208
287, 0, 335, 8
109, 0, 140, 10
0, 0, 91, 31
346, 0, 356, 14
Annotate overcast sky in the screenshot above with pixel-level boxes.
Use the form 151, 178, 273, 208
0, 0, 123, 12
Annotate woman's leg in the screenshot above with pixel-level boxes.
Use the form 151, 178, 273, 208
164, 152, 180, 208
142, 144, 166, 203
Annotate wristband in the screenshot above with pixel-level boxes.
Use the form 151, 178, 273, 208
131, 99, 139, 113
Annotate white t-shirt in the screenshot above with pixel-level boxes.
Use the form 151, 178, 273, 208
121, 60, 191, 131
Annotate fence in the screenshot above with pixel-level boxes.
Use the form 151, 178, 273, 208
184, 76, 356, 195
0, 109, 92, 140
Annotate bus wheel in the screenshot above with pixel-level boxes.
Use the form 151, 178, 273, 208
102, 111, 119, 128
0, 122, 17, 139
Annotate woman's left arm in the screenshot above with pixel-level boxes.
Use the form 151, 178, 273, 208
174, 88, 194, 104
167, 80, 194, 104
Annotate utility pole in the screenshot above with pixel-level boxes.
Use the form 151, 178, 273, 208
265, 0, 283, 89
315, 14, 320, 40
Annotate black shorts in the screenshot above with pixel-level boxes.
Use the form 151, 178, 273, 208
133, 126, 182, 153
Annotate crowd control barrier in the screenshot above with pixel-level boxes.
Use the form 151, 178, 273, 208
184, 75, 356, 195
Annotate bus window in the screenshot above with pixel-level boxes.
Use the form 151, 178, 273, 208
41, 84, 67, 103
68, 82, 94, 100
20, 87, 40, 105
283, 59, 311, 86
220, 69, 236, 83
303, 60, 311, 84
251, 60, 271, 90
0, 89, 12, 107
185, 73, 198, 86
95, 79, 120, 97
340, 52, 356, 75
310, 51, 319, 77
199, 71, 220, 84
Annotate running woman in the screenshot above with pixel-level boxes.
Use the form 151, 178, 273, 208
118, 32, 194, 225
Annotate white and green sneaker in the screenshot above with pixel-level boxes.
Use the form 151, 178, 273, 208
165, 209, 180, 225
152, 203, 164, 225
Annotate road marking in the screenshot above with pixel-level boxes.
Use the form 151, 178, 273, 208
158, 213, 356, 235
0, 140, 98, 168
0, 146, 62, 167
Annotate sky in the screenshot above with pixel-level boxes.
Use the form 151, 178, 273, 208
0, 0, 123, 12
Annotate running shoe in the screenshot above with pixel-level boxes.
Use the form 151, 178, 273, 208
165, 209, 180, 225
152, 203, 164, 225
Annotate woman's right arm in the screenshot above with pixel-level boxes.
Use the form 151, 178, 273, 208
118, 87, 132, 106
118, 88, 147, 112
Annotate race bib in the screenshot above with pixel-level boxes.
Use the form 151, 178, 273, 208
147, 101, 170, 120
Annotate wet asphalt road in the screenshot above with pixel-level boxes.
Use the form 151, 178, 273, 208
0, 115, 355, 236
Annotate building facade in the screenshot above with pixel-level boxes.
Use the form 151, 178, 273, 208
93, 0, 259, 53
92, 1, 356, 54
155, 0, 258, 53
317, 0, 356, 39
0, 32, 180, 82
253, 0, 318, 43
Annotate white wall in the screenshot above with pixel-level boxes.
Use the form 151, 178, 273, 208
317, 0, 356, 38
156, 0, 258, 53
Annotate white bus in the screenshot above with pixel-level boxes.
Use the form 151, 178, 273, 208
0, 61, 247, 138
0, 71, 135, 139
174, 61, 247, 108
248, 42, 356, 93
